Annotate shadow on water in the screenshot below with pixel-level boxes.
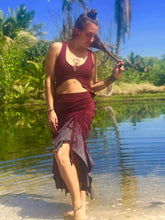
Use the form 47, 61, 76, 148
1, 100, 165, 219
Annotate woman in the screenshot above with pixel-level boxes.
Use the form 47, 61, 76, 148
45, 9, 124, 220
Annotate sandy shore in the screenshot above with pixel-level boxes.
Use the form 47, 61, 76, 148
1, 174, 165, 220
1, 202, 165, 220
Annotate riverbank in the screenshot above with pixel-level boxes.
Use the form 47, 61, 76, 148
1, 83, 165, 108
96, 82, 165, 96
113, 82, 165, 95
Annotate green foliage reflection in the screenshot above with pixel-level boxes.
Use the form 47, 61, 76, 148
0, 101, 165, 162
0, 106, 52, 161
92, 101, 165, 129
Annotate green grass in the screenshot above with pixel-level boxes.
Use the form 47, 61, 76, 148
95, 92, 165, 104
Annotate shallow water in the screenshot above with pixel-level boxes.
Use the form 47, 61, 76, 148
0, 101, 165, 219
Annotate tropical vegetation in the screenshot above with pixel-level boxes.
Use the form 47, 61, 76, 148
0, 3, 165, 106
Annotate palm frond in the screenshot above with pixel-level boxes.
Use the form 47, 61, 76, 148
8, 7, 16, 18
13, 29, 37, 41
126, 0, 131, 34
75, 0, 88, 12
29, 23, 45, 33
62, 0, 72, 11
115, 0, 132, 55
26, 60, 41, 71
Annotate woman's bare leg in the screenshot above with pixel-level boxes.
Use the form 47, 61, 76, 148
54, 142, 86, 219
64, 154, 87, 218
74, 153, 87, 214
80, 190, 86, 206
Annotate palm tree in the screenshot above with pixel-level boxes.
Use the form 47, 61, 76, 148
1, 5, 34, 39
0, 5, 45, 42
61, 0, 88, 40
125, 52, 138, 68
62, 0, 88, 14
8, 4, 35, 30
115, 0, 131, 56
101, 0, 131, 97
125, 52, 156, 75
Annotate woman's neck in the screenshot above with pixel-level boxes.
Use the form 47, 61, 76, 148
68, 39, 87, 53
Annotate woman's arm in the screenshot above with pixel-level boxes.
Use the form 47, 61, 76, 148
89, 52, 124, 92
45, 42, 61, 132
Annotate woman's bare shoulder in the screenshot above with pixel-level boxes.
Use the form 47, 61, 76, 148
49, 42, 63, 56
51, 42, 63, 49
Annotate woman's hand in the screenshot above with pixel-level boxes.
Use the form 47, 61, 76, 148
112, 61, 124, 80
47, 110, 58, 133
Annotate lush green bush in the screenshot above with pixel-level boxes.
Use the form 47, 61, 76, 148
123, 54, 165, 85
149, 61, 165, 86
0, 39, 51, 104
96, 51, 165, 86
0, 39, 26, 104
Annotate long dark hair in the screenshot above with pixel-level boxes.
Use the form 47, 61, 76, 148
73, 9, 119, 63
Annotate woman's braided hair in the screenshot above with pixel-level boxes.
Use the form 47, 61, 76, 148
73, 9, 119, 62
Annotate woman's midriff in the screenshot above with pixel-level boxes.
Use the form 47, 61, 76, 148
55, 78, 88, 94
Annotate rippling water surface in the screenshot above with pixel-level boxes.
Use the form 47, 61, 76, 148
0, 101, 165, 220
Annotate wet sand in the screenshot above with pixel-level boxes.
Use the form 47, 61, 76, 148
0, 174, 165, 220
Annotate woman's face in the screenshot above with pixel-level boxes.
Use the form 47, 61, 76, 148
76, 22, 99, 48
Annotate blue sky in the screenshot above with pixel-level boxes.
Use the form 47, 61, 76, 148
1, 0, 165, 58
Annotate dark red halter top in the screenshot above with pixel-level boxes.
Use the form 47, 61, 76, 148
54, 42, 95, 95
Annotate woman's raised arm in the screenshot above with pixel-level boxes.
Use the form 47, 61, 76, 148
89, 53, 124, 92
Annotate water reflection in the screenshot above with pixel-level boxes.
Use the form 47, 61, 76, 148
89, 100, 165, 218
103, 106, 137, 212
0, 101, 165, 219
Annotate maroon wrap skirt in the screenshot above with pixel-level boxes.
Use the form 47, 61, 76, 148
52, 91, 95, 198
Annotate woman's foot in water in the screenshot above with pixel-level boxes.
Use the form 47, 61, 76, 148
74, 204, 87, 220
64, 209, 74, 218
64, 202, 88, 218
